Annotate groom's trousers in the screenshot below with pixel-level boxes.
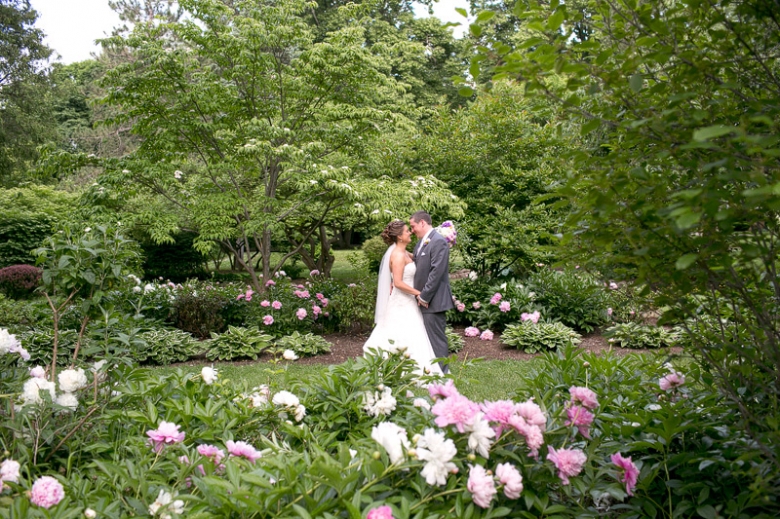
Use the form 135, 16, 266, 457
422, 311, 449, 374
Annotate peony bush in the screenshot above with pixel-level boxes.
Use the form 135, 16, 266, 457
1, 327, 774, 517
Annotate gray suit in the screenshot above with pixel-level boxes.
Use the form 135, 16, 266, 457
413, 230, 454, 372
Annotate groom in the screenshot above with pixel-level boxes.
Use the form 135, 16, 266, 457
410, 211, 454, 373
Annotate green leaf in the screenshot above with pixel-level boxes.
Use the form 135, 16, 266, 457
697, 504, 716, 519
693, 125, 734, 141
547, 9, 565, 31
629, 73, 643, 92
476, 11, 495, 22
458, 87, 475, 97
580, 118, 601, 135
455, 7, 468, 17
469, 23, 482, 37
675, 253, 698, 270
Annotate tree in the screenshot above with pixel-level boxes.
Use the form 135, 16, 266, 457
471, 0, 780, 486
98, 0, 463, 286
416, 81, 572, 275
0, 0, 54, 185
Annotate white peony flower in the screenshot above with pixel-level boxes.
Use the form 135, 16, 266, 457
363, 387, 397, 417
468, 271, 478, 281
174, 170, 183, 179
464, 412, 495, 458
416, 428, 458, 486
58, 368, 88, 393
294, 404, 306, 422
144, 283, 155, 293
201, 366, 218, 385
0, 328, 20, 355
92, 360, 107, 372
282, 350, 299, 361
413, 398, 431, 411
272, 390, 300, 408
56, 392, 79, 410
132, 286, 142, 293
247, 385, 271, 407
149, 489, 172, 516
84, 509, 97, 518
371, 422, 410, 464
21, 378, 56, 406
1, 459, 21, 482
29, 366, 46, 378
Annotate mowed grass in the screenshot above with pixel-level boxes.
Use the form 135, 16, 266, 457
145, 358, 540, 402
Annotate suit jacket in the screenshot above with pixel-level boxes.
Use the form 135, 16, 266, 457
413, 230, 454, 314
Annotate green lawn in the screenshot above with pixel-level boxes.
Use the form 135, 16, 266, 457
145, 358, 539, 402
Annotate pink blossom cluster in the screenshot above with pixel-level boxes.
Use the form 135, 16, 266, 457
472, 301, 481, 310
481, 399, 546, 457
464, 327, 480, 337
547, 446, 587, 485
236, 288, 254, 301
294, 289, 310, 299
659, 371, 685, 391
499, 301, 511, 313
147, 421, 186, 452
310, 270, 320, 277
489, 293, 502, 305
265, 279, 276, 287
521, 311, 540, 324
366, 505, 394, 519
467, 462, 524, 508
565, 386, 599, 438
29, 476, 65, 509
315, 293, 329, 307
226, 440, 262, 463
454, 298, 466, 312
296, 308, 307, 320
480, 330, 494, 341
612, 453, 640, 495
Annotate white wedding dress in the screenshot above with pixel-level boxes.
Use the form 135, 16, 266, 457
363, 261, 443, 376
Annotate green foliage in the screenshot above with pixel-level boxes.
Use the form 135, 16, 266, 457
360, 235, 388, 274
416, 82, 570, 275
206, 325, 273, 361
604, 322, 676, 350
136, 328, 199, 365
0, 213, 55, 267
170, 286, 232, 339
604, 282, 651, 324
527, 269, 609, 333
274, 331, 332, 357
0, 264, 41, 298
446, 326, 464, 353
137, 231, 208, 282
473, 0, 780, 472
19, 328, 79, 366
0, 294, 48, 334
94, 0, 463, 287
500, 321, 581, 354
327, 279, 377, 333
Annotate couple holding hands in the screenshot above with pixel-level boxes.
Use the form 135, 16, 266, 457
363, 211, 454, 376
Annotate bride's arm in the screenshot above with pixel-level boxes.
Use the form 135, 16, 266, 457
391, 255, 420, 296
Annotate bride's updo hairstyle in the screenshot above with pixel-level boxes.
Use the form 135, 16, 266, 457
381, 220, 405, 245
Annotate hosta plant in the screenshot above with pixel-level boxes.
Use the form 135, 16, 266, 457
136, 328, 200, 365
273, 331, 331, 357
500, 321, 582, 354
206, 326, 272, 361
604, 322, 677, 349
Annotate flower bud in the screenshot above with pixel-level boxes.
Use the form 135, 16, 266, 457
84, 510, 97, 519
373, 451, 381, 460
407, 449, 417, 458
377, 384, 384, 391
467, 453, 476, 462
583, 361, 590, 368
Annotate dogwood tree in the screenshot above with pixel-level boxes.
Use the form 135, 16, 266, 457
98, 0, 462, 286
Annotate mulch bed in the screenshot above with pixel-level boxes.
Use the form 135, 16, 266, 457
265, 326, 681, 366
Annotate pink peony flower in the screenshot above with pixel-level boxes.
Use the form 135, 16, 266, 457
467, 464, 496, 508
480, 330, 494, 341
472, 301, 481, 309
321, 298, 329, 307
316, 293, 325, 300
260, 300, 270, 307
428, 379, 459, 400
495, 462, 523, 499
29, 476, 65, 509
489, 293, 502, 305
310, 270, 320, 276
515, 400, 547, 429
520, 311, 540, 324
296, 308, 307, 320
569, 386, 599, 409
464, 327, 480, 337
432, 394, 481, 433
481, 400, 517, 436
236, 293, 245, 300
146, 421, 185, 452
1, 459, 21, 482
609, 282, 618, 290
607, 307, 613, 316
565, 405, 595, 439
226, 440, 262, 463
272, 300, 282, 310
30, 366, 46, 379
456, 303, 466, 312
499, 301, 511, 313
508, 416, 545, 457
312, 305, 322, 316
659, 372, 685, 391
611, 453, 640, 496
547, 446, 587, 485
367, 505, 394, 519
263, 315, 274, 325
197, 444, 226, 464
265, 280, 276, 287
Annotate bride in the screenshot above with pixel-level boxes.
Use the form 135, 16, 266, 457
363, 220, 443, 376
